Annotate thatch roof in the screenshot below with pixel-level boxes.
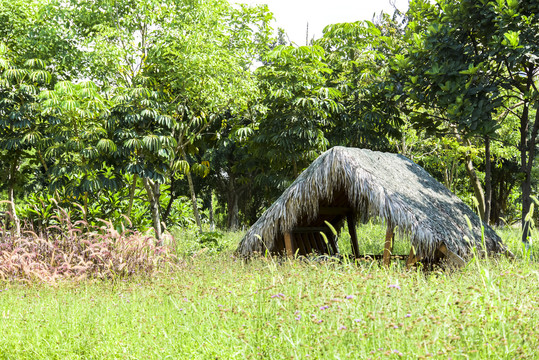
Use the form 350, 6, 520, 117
236, 146, 507, 260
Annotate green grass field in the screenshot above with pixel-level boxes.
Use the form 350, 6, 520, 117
0, 225, 538, 359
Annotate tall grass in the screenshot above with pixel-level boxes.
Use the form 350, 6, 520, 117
1, 220, 538, 358
0, 251, 537, 359
0, 208, 179, 284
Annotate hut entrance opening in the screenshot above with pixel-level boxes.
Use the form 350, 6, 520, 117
282, 218, 411, 267
277, 189, 413, 267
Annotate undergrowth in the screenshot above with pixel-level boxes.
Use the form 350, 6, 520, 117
0, 208, 179, 284
1, 217, 539, 358
0, 253, 538, 359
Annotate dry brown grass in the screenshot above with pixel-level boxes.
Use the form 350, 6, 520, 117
0, 208, 180, 284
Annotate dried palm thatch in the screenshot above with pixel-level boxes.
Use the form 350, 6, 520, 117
236, 146, 508, 263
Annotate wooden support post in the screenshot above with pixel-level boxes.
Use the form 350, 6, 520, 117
346, 213, 360, 259
406, 246, 419, 268
383, 225, 394, 267
284, 232, 294, 257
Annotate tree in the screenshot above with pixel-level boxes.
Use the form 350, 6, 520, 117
400, 0, 539, 233
0, 0, 82, 235
149, 1, 272, 231
0, 43, 54, 236
107, 87, 175, 241
254, 45, 342, 179
318, 15, 406, 151
69, 0, 272, 238
402, 0, 493, 222
40, 80, 113, 223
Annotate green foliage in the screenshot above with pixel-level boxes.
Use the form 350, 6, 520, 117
254, 44, 342, 176
403, 0, 539, 231
1, 0, 539, 237
108, 87, 174, 184
319, 16, 406, 150
403, 0, 502, 136
17, 192, 57, 230
40, 80, 113, 193
197, 230, 225, 250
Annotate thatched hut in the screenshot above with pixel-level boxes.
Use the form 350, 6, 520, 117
236, 146, 509, 267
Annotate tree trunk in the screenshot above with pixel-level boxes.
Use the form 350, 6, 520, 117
520, 101, 539, 245
7, 158, 21, 237
227, 174, 239, 231
484, 135, 492, 224
489, 158, 517, 226
127, 174, 138, 221
83, 192, 88, 224
443, 158, 457, 192
521, 176, 532, 245
181, 148, 202, 232
453, 129, 486, 221
463, 151, 486, 222
520, 100, 531, 244
162, 175, 176, 224
142, 177, 162, 244
209, 191, 215, 231
37, 150, 48, 172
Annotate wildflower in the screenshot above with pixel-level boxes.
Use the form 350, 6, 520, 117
339, 326, 347, 330
388, 284, 401, 290
405, 313, 411, 318
319, 305, 329, 310
353, 319, 361, 323
345, 295, 355, 299
295, 315, 301, 321
271, 293, 285, 299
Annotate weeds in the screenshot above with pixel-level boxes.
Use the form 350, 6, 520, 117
0, 208, 179, 283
